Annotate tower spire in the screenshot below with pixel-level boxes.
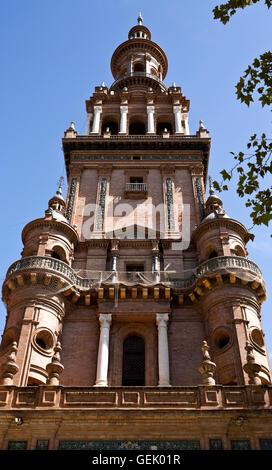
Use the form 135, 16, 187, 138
137, 11, 143, 25
57, 176, 64, 197
208, 176, 214, 196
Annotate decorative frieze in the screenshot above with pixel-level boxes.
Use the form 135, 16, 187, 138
165, 178, 175, 231
58, 440, 200, 450
96, 178, 107, 230
194, 177, 205, 220
73, 154, 201, 161
66, 177, 77, 222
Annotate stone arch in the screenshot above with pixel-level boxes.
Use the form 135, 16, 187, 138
129, 115, 146, 135
133, 61, 145, 73
205, 247, 219, 260
156, 115, 174, 135
101, 115, 119, 135
51, 245, 68, 263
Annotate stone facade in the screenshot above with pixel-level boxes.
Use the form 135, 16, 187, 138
0, 17, 271, 450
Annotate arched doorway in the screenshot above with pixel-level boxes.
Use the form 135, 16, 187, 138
122, 335, 145, 386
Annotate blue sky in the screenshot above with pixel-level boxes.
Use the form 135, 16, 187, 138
0, 0, 271, 358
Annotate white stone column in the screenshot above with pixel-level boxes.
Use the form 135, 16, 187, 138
147, 106, 155, 134
183, 112, 190, 135
173, 105, 183, 134
85, 113, 93, 135
91, 106, 102, 134
153, 253, 160, 283
95, 314, 112, 386
156, 314, 171, 387
119, 105, 128, 134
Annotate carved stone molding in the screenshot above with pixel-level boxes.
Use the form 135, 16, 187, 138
160, 165, 175, 176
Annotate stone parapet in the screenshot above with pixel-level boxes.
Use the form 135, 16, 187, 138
0, 385, 271, 410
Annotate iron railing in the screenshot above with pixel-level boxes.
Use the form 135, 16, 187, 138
125, 183, 147, 192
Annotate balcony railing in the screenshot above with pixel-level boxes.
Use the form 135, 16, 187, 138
5, 255, 263, 291
125, 183, 147, 192
111, 72, 167, 91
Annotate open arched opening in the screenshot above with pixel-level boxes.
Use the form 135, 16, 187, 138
156, 121, 173, 135
134, 62, 144, 73
101, 117, 119, 135
51, 246, 68, 263
122, 335, 145, 386
208, 250, 218, 259
129, 117, 146, 135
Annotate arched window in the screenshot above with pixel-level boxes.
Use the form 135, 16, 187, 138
134, 62, 144, 73
122, 335, 145, 386
129, 118, 146, 135
208, 250, 218, 259
101, 119, 118, 135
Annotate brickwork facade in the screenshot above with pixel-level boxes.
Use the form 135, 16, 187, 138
0, 18, 271, 450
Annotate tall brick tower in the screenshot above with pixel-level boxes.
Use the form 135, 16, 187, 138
0, 17, 272, 451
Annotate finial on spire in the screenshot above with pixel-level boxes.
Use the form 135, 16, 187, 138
138, 11, 143, 25
57, 176, 64, 197
208, 176, 214, 196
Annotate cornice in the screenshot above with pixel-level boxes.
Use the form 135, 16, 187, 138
22, 218, 79, 245
192, 218, 248, 242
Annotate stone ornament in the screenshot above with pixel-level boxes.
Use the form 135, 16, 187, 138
46, 341, 64, 385
0, 341, 19, 385
243, 341, 262, 385
198, 340, 216, 385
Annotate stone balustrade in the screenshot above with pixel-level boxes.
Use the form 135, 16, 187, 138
111, 71, 167, 91
5, 255, 263, 292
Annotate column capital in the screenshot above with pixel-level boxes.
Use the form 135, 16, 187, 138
93, 105, 102, 113
156, 313, 169, 327
173, 105, 181, 114
98, 313, 112, 328
111, 239, 120, 252
147, 105, 155, 114
151, 240, 160, 253
120, 105, 128, 113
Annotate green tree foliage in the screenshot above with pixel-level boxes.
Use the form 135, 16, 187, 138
213, 0, 272, 24
212, 1, 272, 230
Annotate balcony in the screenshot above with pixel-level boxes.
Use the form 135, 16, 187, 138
110, 71, 167, 92
124, 182, 148, 199
4, 255, 264, 294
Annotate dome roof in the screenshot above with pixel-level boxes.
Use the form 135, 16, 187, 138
201, 210, 229, 223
